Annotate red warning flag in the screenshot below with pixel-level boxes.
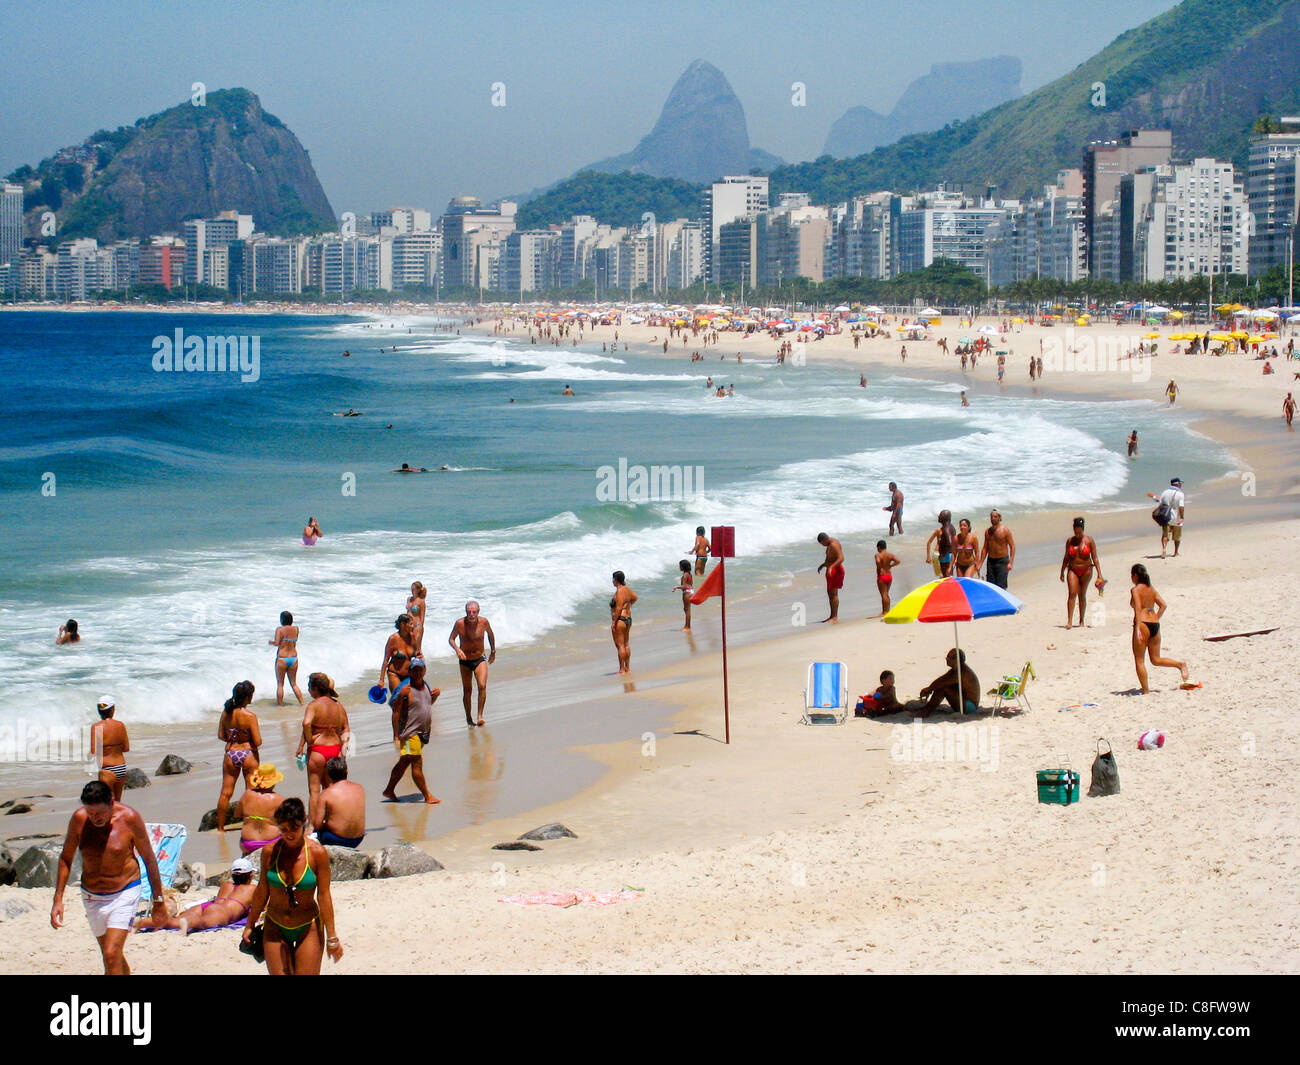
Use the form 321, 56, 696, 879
690, 562, 725, 605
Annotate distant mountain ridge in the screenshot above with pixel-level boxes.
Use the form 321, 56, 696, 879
584, 59, 783, 184
8, 88, 336, 243
824, 57, 1023, 157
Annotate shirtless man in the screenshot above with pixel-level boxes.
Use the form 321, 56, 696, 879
51, 780, 167, 975
90, 697, 129, 802
816, 532, 845, 623
917, 648, 981, 718
883, 482, 904, 535
978, 510, 1016, 589
449, 601, 496, 727
691, 526, 710, 576
874, 540, 901, 615
610, 571, 638, 673
313, 757, 367, 848
926, 511, 958, 577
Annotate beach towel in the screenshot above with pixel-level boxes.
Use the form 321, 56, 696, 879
499, 889, 642, 908
139, 823, 187, 904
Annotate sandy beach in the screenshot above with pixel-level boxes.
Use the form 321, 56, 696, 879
2, 310, 1297, 974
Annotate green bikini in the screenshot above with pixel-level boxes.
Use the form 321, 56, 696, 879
266, 843, 318, 947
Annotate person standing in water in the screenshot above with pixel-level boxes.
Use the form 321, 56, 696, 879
270, 610, 303, 706
691, 526, 710, 576
1127, 430, 1139, 458
90, 697, 129, 803
302, 518, 322, 546
406, 582, 428, 653
449, 601, 496, 727
883, 482, 904, 535
610, 571, 638, 673
672, 560, 694, 631
1129, 563, 1190, 693
56, 619, 80, 644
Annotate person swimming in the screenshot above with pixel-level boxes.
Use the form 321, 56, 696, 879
393, 463, 430, 473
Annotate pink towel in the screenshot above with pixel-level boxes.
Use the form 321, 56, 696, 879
499, 889, 642, 908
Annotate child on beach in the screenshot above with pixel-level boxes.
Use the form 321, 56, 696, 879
672, 560, 693, 631
865, 670, 901, 717
874, 540, 900, 615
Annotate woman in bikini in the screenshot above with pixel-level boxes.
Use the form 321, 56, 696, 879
405, 582, 428, 653
134, 857, 258, 934
1129, 563, 1190, 693
235, 762, 285, 854
1059, 516, 1103, 629
380, 614, 418, 697
672, 560, 693, 631
269, 610, 303, 706
296, 674, 350, 821
302, 517, 322, 546
954, 519, 980, 577
610, 571, 638, 674
242, 798, 343, 975
216, 680, 261, 833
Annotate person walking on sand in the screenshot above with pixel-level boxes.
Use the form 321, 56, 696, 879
954, 518, 980, 577
384, 658, 440, 803
242, 798, 343, 975
1150, 477, 1185, 558
51, 780, 167, 975
216, 681, 261, 832
816, 532, 845, 623
610, 571, 638, 673
1284, 392, 1296, 427
1060, 516, 1103, 629
1129, 563, 1190, 693
449, 600, 496, 727
296, 673, 350, 819
672, 560, 694, 630
90, 697, 129, 803
978, 510, 1016, 589
874, 540, 901, 615
1165, 378, 1178, 405
884, 481, 904, 535
926, 511, 957, 577
270, 610, 303, 706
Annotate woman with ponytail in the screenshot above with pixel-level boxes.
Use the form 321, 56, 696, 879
217, 680, 261, 832
1129, 564, 1190, 693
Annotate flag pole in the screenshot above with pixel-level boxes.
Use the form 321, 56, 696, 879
720, 556, 730, 744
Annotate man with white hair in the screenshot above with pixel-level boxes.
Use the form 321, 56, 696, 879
449, 601, 496, 727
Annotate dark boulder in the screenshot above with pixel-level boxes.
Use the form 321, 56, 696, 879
519, 823, 578, 841
155, 754, 192, 776
15, 841, 80, 888
493, 841, 542, 851
369, 843, 443, 878
122, 768, 151, 789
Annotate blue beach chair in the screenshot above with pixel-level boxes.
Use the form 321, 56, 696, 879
802, 661, 849, 725
139, 822, 188, 904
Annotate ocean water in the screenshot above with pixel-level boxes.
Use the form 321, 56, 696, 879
0, 310, 1233, 731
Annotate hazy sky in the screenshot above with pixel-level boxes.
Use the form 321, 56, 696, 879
2, 0, 1179, 219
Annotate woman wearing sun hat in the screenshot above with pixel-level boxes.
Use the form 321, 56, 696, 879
235, 763, 286, 855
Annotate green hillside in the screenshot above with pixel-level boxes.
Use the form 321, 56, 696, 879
513, 170, 703, 230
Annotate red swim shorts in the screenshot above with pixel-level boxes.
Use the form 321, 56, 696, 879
825, 564, 845, 590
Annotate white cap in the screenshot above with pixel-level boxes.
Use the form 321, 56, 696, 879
96, 695, 115, 710
230, 858, 255, 875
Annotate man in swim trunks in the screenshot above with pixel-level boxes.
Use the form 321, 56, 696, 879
51, 780, 167, 975
449, 600, 496, 727
384, 658, 439, 804
874, 540, 901, 616
883, 482, 903, 535
926, 511, 957, 577
313, 757, 367, 848
90, 697, 129, 802
917, 648, 981, 718
979, 510, 1016, 589
816, 533, 845, 623
691, 526, 710, 576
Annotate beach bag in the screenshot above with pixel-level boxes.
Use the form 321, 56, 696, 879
1152, 501, 1173, 526
1088, 737, 1120, 797
239, 921, 265, 963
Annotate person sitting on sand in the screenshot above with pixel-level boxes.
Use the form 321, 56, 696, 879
917, 648, 980, 718
313, 757, 366, 848
134, 857, 257, 934
236, 762, 285, 854
866, 670, 902, 717
242, 798, 343, 975
385, 658, 440, 804
56, 618, 80, 644
1129, 563, 1190, 694
217, 681, 261, 832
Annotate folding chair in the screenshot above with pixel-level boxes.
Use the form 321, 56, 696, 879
988, 661, 1035, 714
802, 661, 849, 725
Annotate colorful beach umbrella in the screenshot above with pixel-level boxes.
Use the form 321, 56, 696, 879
884, 577, 1024, 714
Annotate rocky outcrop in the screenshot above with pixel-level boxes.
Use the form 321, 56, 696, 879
122, 769, 150, 789
323, 846, 372, 881
14, 841, 80, 889
370, 843, 443, 879
156, 754, 192, 776
519, 823, 578, 841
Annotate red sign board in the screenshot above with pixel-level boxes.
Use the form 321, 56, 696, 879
711, 525, 735, 559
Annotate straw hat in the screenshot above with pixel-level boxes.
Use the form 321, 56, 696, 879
250, 763, 284, 789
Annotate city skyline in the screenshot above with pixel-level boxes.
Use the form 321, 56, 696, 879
1, 0, 1179, 218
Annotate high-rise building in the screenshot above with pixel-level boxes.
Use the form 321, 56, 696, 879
1132, 159, 1248, 282
392, 231, 442, 291
1247, 120, 1300, 275
558, 216, 599, 289
55, 238, 101, 300
987, 173, 1087, 286
895, 189, 1011, 282
1, 183, 22, 293
1081, 130, 1172, 277
139, 239, 182, 291
243, 237, 309, 295
503, 230, 560, 295
827, 193, 895, 280
757, 197, 830, 285
183, 211, 253, 287
371, 208, 432, 235
703, 176, 768, 283
439, 197, 516, 289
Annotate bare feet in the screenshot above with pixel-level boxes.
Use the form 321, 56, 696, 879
424, 795, 441, 805
476, 717, 485, 727
381, 789, 397, 801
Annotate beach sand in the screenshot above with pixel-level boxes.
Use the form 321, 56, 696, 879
2, 312, 1297, 973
